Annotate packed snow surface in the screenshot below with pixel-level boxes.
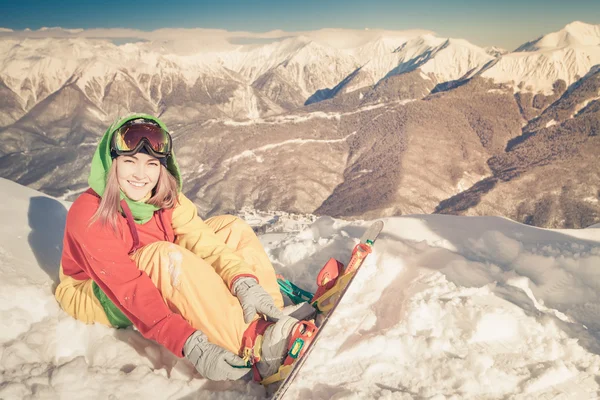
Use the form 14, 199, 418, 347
2, 177, 600, 399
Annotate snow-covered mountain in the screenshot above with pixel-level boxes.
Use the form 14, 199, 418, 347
1, 22, 599, 229
522, 65, 600, 133
436, 69, 600, 228
517, 21, 600, 51
3, 22, 599, 124
3, 178, 600, 399
390, 35, 494, 82
315, 34, 496, 102
0, 37, 268, 123
484, 46, 508, 57
481, 21, 600, 94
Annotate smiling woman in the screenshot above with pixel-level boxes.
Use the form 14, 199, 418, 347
115, 154, 162, 201
53, 114, 317, 384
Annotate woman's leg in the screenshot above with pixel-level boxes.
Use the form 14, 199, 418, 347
204, 215, 284, 309
130, 241, 248, 354
55, 264, 111, 326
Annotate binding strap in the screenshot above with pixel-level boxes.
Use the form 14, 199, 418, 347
258, 320, 319, 386
240, 318, 274, 382
119, 199, 140, 254
157, 209, 169, 241
282, 320, 318, 367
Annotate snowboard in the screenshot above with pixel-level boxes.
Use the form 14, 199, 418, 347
268, 220, 384, 399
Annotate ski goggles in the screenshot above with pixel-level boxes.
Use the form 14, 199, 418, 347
111, 121, 172, 158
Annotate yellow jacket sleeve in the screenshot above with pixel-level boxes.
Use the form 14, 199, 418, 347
171, 193, 256, 288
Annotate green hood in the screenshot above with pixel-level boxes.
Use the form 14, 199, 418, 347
88, 113, 182, 224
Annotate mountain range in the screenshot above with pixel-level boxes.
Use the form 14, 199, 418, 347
0, 21, 599, 228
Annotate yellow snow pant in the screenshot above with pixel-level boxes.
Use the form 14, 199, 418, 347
56, 215, 283, 355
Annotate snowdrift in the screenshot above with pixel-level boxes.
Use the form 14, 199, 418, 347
2, 177, 600, 399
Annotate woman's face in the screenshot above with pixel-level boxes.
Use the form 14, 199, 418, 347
115, 153, 161, 201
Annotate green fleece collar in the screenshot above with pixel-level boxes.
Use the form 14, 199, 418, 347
88, 114, 182, 224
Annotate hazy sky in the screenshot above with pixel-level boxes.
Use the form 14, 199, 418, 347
2, 0, 599, 50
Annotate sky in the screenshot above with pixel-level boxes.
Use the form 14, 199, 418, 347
1, 0, 600, 50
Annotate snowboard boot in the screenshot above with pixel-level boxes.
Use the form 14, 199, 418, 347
241, 315, 319, 382
256, 315, 299, 378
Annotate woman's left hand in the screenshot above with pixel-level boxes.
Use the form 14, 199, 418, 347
233, 277, 284, 323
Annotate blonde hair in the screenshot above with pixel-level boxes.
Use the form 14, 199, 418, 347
90, 160, 179, 232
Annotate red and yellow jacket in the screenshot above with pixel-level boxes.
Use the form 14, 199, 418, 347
57, 190, 257, 356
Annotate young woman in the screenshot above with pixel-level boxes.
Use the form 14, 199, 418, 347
55, 114, 312, 381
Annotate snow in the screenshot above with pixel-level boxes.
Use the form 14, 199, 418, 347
417, 38, 494, 82
56, 187, 90, 201
525, 21, 600, 50
290, 28, 430, 51
3, 177, 600, 399
222, 111, 343, 126
0, 37, 236, 104
573, 96, 600, 118
219, 100, 412, 127
223, 133, 355, 164
85, 105, 107, 122
420, 71, 431, 81
482, 22, 600, 94
484, 46, 508, 57
2, 22, 599, 116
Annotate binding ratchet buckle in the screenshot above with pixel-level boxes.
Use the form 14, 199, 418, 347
282, 320, 318, 367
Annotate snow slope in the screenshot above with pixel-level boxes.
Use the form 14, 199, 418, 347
482, 21, 600, 94
517, 21, 600, 51
2, 177, 600, 399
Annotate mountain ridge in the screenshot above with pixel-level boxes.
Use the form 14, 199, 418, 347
0, 22, 599, 228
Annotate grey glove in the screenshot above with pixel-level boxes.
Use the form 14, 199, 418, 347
233, 277, 284, 323
183, 331, 250, 381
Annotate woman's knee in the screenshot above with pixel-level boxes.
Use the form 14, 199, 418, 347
55, 279, 110, 325
137, 241, 182, 254
205, 215, 255, 235
230, 216, 255, 235
133, 241, 188, 264
133, 241, 221, 284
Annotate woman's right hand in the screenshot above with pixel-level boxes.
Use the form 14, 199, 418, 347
183, 331, 251, 381
233, 277, 284, 323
